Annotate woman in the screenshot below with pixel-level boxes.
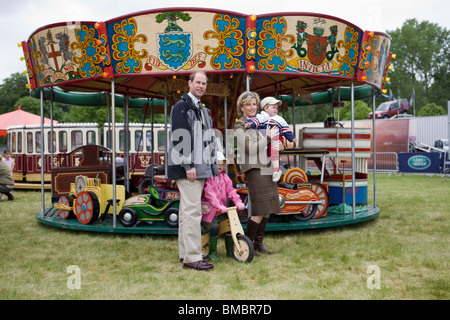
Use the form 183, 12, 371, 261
233, 91, 282, 254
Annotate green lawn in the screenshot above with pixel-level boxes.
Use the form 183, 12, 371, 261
0, 173, 449, 300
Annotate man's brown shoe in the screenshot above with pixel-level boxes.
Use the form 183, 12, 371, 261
183, 260, 214, 271
179, 256, 211, 263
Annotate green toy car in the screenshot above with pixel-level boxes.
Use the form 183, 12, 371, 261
118, 185, 179, 228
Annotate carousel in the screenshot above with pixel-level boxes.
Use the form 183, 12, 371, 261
19, 7, 392, 234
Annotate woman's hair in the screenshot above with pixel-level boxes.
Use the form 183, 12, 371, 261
236, 91, 260, 116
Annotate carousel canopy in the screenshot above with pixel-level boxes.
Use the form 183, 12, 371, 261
20, 8, 392, 127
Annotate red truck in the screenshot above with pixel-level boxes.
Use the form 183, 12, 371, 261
369, 99, 411, 119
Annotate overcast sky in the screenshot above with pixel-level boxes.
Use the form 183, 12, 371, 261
1, 0, 448, 85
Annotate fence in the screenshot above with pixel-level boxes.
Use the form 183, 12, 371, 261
369, 152, 398, 173
303, 152, 398, 173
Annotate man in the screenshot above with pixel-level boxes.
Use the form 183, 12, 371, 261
0, 157, 14, 201
168, 71, 217, 271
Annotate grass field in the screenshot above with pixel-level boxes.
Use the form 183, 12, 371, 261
0, 173, 449, 300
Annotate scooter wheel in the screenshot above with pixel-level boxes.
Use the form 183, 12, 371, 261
233, 234, 254, 263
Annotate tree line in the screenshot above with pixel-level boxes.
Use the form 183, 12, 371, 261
0, 19, 448, 125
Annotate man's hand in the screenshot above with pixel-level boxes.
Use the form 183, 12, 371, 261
186, 167, 197, 182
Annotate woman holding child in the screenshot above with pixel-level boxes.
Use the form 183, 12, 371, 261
233, 91, 282, 255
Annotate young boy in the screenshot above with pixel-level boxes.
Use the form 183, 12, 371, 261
245, 97, 298, 182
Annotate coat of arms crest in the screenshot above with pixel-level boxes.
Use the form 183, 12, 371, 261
292, 18, 339, 66
156, 11, 193, 71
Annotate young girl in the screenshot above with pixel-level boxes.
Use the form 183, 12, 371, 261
201, 151, 245, 260
2, 150, 14, 176
245, 97, 298, 182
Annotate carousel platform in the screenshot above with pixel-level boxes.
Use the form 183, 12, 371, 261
36, 206, 379, 235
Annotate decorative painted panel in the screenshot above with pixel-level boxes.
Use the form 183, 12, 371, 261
21, 8, 391, 92
254, 14, 362, 78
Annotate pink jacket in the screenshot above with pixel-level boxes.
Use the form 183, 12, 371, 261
201, 171, 243, 223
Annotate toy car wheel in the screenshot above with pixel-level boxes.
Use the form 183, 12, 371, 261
148, 185, 160, 199
119, 208, 138, 227
74, 191, 100, 224
137, 176, 152, 195
291, 203, 318, 221
164, 207, 179, 228
310, 183, 329, 218
57, 195, 75, 219
233, 234, 254, 263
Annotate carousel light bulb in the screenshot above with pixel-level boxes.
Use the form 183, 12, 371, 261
102, 72, 109, 78
96, 39, 102, 45
366, 45, 372, 52
250, 48, 255, 55
250, 31, 257, 39
382, 89, 387, 94
364, 60, 370, 66
94, 22, 100, 29
392, 54, 397, 59
17, 43, 22, 47
249, 65, 255, 71
20, 57, 25, 61
389, 65, 393, 70
362, 76, 367, 81
250, 15, 257, 21
22, 71, 28, 75
100, 55, 106, 61
173, 75, 177, 79
26, 84, 31, 89
386, 77, 390, 82
368, 31, 374, 37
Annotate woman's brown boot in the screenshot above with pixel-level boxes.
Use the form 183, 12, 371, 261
253, 218, 273, 254
245, 219, 260, 256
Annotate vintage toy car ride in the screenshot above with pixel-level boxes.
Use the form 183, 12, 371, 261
118, 185, 179, 228
54, 175, 179, 228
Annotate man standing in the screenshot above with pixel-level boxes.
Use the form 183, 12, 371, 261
0, 157, 14, 201
168, 71, 217, 271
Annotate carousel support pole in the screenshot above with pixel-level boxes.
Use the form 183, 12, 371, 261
40, 89, 45, 214
245, 73, 252, 217
224, 95, 228, 175
164, 95, 168, 176
372, 87, 377, 208
350, 82, 356, 219
107, 94, 111, 148
111, 79, 117, 228
150, 98, 154, 184
50, 88, 54, 169
292, 95, 297, 167
124, 95, 130, 193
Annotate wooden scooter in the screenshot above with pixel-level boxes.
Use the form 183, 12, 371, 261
201, 206, 255, 263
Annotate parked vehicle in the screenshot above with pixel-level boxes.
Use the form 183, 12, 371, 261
434, 139, 449, 152
369, 99, 411, 119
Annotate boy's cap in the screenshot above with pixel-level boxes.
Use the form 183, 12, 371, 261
261, 97, 282, 109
